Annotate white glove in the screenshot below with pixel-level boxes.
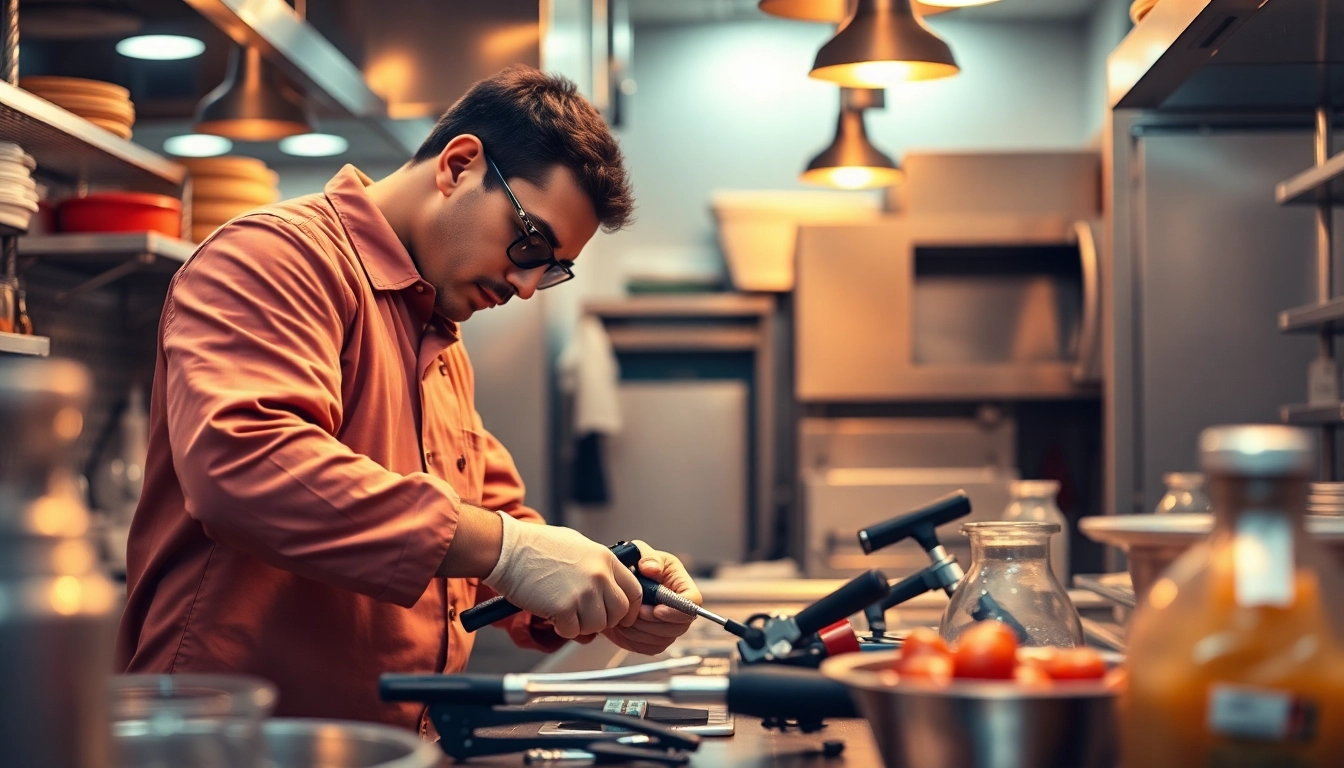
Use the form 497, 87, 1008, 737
484, 512, 642, 638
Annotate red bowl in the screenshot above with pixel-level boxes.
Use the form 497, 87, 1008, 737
58, 192, 182, 238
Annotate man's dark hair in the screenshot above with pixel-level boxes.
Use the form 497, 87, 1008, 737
412, 65, 634, 232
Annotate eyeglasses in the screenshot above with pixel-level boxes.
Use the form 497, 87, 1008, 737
485, 154, 574, 290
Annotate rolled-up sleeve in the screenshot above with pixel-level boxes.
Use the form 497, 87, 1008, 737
164, 214, 460, 608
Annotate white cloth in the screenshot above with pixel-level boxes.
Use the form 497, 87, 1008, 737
558, 315, 622, 435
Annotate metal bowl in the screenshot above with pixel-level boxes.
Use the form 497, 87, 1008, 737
820, 650, 1116, 768
260, 719, 442, 768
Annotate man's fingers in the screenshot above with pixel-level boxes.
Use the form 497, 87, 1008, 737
611, 559, 643, 627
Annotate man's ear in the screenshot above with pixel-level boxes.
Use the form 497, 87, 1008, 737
434, 134, 485, 197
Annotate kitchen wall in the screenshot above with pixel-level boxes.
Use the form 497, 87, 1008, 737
1082, 0, 1134, 144
548, 11, 1115, 341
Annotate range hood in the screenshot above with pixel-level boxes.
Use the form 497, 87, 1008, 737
1108, 0, 1344, 113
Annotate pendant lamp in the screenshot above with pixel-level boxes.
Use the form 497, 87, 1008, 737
809, 0, 959, 88
758, 0, 952, 21
801, 89, 902, 189
195, 45, 312, 141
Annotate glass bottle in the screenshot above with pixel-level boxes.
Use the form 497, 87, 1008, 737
939, 521, 1084, 648
1122, 425, 1344, 768
1154, 472, 1212, 514
0, 357, 117, 768
1002, 479, 1070, 587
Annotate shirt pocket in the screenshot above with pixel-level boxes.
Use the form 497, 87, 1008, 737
452, 428, 487, 506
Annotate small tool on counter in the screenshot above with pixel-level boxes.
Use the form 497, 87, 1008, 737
459, 540, 768, 649
735, 569, 889, 666
381, 663, 861, 758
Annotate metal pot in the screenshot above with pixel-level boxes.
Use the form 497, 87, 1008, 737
260, 719, 443, 768
821, 650, 1117, 768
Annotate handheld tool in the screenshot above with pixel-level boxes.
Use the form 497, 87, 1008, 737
458, 540, 767, 648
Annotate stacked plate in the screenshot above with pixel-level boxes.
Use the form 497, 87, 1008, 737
181, 156, 281, 243
1309, 482, 1344, 516
20, 76, 135, 140
0, 141, 39, 232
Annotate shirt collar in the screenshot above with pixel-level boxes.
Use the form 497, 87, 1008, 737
324, 164, 423, 292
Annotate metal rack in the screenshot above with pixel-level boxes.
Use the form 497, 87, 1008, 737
1277, 107, 1341, 481
19, 233, 194, 303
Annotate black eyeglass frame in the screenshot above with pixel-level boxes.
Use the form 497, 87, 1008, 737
485, 154, 574, 290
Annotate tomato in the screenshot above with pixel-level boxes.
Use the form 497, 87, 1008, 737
897, 651, 953, 685
901, 627, 949, 658
1044, 647, 1108, 681
951, 620, 1018, 680
1013, 663, 1052, 689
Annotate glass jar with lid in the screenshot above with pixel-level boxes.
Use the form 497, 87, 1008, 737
1003, 479, 1070, 587
1154, 472, 1212, 515
939, 521, 1084, 648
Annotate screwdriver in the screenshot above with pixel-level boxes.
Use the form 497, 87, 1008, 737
633, 573, 766, 649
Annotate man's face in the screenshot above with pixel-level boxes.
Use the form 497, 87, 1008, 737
412, 146, 600, 323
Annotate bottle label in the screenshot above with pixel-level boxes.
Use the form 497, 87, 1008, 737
1233, 511, 1295, 608
1208, 684, 1317, 742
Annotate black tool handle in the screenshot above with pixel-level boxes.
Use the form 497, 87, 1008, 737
793, 569, 888, 638
878, 563, 943, 612
380, 673, 508, 706
725, 667, 858, 720
459, 541, 644, 632
858, 490, 971, 554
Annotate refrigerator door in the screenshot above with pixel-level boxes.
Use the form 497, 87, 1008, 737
1112, 129, 1320, 516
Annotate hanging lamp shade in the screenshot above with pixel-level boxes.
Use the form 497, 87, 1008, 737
809, 0, 959, 88
758, 0, 952, 21
195, 45, 312, 141
801, 90, 902, 189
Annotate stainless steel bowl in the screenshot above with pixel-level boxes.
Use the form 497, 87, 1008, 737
821, 650, 1117, 768
261, 719, 442, 768
113, 716, 443, 768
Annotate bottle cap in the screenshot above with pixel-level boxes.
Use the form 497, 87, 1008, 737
1199, 425, 1314, 477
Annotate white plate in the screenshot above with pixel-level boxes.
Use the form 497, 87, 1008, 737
1079, 513, 1344, 550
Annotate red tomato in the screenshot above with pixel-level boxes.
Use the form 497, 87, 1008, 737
897, 651, 953, 685
1045, 648, 1108, 681
1013, 664, 1052, 689
951, 621, 1018, 680
901, 627, 949, 659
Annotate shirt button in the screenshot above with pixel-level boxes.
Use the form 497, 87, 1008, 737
456, 455, 467, 472
439, 363, 449, 376
424, 451, 435, 465
448, 607, 458, 622
414, 284, 425, 293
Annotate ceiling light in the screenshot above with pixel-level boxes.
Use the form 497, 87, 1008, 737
801, 89, 902, 190
196, 45, 312, 141
163, 134, 233, 157
809, 0, 959, 88
278, 133, 349, 157
116, 34, 205, 61
758, 0, 953, 21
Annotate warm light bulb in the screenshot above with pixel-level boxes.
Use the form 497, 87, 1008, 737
278, 133, 349, 157
116, 35, 206, 61
164, 134, 233, 157
802, 166, 903, 189
812, 59, 958, 88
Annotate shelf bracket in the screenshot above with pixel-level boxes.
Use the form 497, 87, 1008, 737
55, 251, 156, 304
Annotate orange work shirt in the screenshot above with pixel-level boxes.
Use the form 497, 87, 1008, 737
115, 165, 564, 730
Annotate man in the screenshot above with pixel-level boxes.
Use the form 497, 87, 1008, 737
115, 65, 701, 732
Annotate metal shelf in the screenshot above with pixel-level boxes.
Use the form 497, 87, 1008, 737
1276, 150, 1344, 205
1279, 297, 1344, 333
0, 81, 185, 195
0, 330, 49, 356
19, 232, 195, 302
1282, 402, 1344, 425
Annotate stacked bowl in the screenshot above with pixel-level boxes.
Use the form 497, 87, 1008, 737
1309, 482, 1344, 516
181, 156, 280, 243
20, 76, 135, 139
0, 141, 39, 232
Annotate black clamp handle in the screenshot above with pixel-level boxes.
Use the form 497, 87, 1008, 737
858, 490, 971, 554
460, 541, 643, 632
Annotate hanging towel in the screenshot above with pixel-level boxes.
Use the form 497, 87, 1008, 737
558, 315, 622, 504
